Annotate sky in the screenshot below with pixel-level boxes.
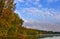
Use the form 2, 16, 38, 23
14, 0, 60, 32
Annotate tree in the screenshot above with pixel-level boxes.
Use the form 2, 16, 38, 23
0, 0, 23, 36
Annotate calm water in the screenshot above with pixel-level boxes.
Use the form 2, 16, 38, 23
0, 35, 60, 39
39, 36, 60, 39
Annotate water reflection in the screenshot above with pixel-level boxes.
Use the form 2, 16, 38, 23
0, 35, 60, 39
39, 36, 60, 39
38, 34, 60, 39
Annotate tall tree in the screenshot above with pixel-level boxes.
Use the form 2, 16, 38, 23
0, 0, 23, 36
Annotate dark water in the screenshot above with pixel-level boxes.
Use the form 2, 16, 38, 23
0, 36, 60, 39
0, 34, 60, 39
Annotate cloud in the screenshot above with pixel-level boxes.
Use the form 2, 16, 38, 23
17, 7, 57, 16
54, 14, 60, 20
18, 0, 40, 4
15, 0, 59, 4
15, 7, 60, 32
14, 0, 60, 32
17, 0, 42, 8
23, 19, 60, 32
44, 0, 59, 3
18, 0, 25, 2
15, 7, 60, 24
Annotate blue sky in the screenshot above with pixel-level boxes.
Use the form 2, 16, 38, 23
14, 0, 60, 32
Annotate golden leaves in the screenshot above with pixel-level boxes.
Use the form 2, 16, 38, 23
0, 0, 24, 36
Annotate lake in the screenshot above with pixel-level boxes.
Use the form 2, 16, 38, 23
0, 34, 60, 39
38, 36, 60, 39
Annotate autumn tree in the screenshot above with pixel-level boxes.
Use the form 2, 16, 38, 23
0, 0, 23, 36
